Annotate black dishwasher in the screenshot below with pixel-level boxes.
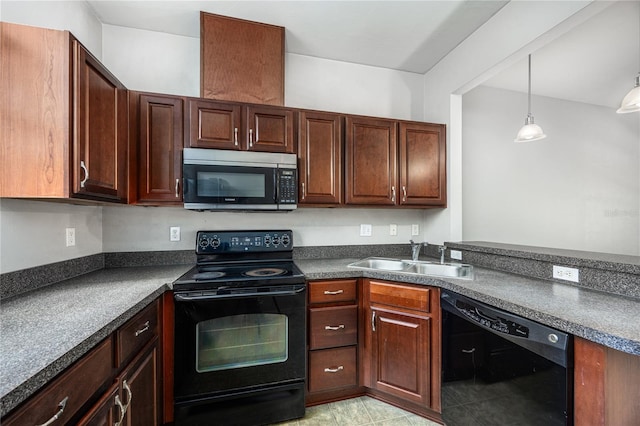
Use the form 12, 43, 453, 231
441, 291, 573, 426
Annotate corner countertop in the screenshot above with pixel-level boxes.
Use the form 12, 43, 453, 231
0, 265, 191, 417
2, 254, 640, 418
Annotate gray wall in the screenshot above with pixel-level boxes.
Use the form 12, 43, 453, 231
462, 85, 640, 255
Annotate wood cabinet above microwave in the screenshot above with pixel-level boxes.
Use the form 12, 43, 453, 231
187, 99, 296, 154
1, 22, 128, 203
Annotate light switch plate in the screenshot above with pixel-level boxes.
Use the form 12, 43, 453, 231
360, 224, 372, 237
389, 224, 398, 236
411, 224, 419, 236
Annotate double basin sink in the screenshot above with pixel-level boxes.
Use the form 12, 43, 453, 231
348, 257, 473, 280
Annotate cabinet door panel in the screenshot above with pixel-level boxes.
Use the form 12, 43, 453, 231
188, 99, 242, 150
73, 42, 127, 202
77, 384, 119, 426
298, 111, 343, 204
122, 344, 159, 426
137, 94, 183, 204
345, 117, 397, 205
372, 309, 430, 404
247, 105, 295, 153
399, 122, 446, 206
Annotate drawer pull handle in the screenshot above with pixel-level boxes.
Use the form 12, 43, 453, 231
175, 178, 180, 198
372, 311, 376, 332
324, 366, 344, 373
234, 127, 238, 146
80, 160, 89, 188
323, 289, 344, 295
135, 321, 150, 337
324, 324, 345, 331
114, 395, 125, 426
122, 380, 132, 413
37, 396, 68, 426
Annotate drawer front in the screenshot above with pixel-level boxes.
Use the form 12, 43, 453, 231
309, 305, 358, 350
116, 300, 158, 367
369, 280, 430, 312
3, 338, 113, 426
309, 279, 357, 304
309, 347, 357, 393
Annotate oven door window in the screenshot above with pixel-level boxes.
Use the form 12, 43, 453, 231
196, 313, 288, 372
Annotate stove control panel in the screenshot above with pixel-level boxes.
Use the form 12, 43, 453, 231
196, 230, 293, 254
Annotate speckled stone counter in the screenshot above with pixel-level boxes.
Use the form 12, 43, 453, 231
0, 264, 191, 417
295, 257, 640, 357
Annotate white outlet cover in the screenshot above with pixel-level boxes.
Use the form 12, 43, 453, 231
170, 226, 181, 242
389, 224, 398, 236
411, 224, 419, 236
450, 250, 463, 260
66, 228, 76, 247
360, 224, 372, 237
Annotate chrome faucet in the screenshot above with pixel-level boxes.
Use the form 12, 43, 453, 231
438, 245, 447, 264
410, 240, 425, 261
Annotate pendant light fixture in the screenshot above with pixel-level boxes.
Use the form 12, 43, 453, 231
616, 4, 640, 114
515, 54, 547, 143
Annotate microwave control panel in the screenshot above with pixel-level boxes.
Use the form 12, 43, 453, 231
277, 169, 297, 205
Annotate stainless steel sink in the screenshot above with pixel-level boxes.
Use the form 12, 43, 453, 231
348, 257, 473, 280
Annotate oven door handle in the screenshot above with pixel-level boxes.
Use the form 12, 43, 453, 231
175, 287, 305, 301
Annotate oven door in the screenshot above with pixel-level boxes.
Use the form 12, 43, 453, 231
173, 285, 306, 400
183, 163, 277, 210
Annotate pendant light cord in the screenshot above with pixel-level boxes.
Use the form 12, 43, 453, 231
527, 54, 532, 116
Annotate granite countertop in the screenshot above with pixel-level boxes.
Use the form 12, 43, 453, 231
0, 264, 191, 417
296, 257, 640, 356
2, 252, 639, 418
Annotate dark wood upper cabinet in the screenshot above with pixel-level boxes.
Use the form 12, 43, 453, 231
73, 42, 128, 202
187, 99, 295, 153
398, 122, 446, 206
298, 111, 343, 205
345, 116, 398, 205
130, 93, 184, 205
1, 22, 127, 203
200, 12, 284, 106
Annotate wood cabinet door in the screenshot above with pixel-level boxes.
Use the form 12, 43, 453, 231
200, 12, 284, 106
399, 122, 446, 206
188, 99, 242, 150
77, 384, 119, 426
345, 116, 397, 205
298, 111, 343, 204
73, 41, 128, 202
136, 94, 184, 204
370, 308, 431, 405
121, 343, 160, 426
246, 105, 295, 153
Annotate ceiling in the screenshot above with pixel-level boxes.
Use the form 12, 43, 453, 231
86, 1, 639, 108
87, 0, 508, 74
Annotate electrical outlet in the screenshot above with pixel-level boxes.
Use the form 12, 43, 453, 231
450, 250, 463, 260
552, 265, 579, 283
170, 226, 181, 242
389, 224, 398, 236
360, 224, 372, 237
65, 228, 76, 247
411, 224, 419, 236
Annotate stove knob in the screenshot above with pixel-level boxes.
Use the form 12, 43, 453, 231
199, 238, 209, 248
272, 236, 280, 246
210, 237, 221, 248
281, 234, 290, 246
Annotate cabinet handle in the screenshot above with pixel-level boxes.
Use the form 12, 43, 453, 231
249, 129, 254, 147
80, 160, 89, 188
301, 182, 305, 200
36, 396, 68, 426
122, 380, 132, 413
234, 127, 238, 146
372, 311, 376, 332
323, 289, 344, 295
114, 395, 125, 426
324, 366, 344, 373
402, 186, 407, 202
135, 320, 150, 337
324, 324, 345, 331
391, 186, 396, 203
175, 179, 180, 198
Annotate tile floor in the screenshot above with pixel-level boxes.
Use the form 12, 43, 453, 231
274, 396, 441, 426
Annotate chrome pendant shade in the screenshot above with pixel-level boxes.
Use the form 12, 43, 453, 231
515, 54, 546, 143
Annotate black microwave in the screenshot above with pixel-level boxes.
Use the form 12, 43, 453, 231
183, 148, 298, 211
